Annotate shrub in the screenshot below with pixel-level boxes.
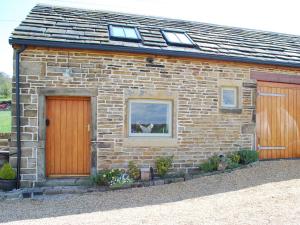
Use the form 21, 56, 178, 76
238, 149, 259, 165
199, 155, 220, 172
0, 163, 16, 180
228, 152, 240, 164
110, 173, 133, 189
155, 156, 174, 177
128, 161, 140, 180
91, 169, 122, 186
225, 157, 240, 169
200, 161, 216, 172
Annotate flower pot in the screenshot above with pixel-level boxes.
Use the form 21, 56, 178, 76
0, 179, 16, 191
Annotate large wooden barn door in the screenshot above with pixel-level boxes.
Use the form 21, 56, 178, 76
46, 96, 91, 177
257, 81, 300, 159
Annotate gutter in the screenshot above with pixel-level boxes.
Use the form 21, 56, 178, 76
15, 45, 27, 189
9, 38, 300, 69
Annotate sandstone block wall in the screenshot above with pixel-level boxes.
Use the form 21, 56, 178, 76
9, 47, 300, 187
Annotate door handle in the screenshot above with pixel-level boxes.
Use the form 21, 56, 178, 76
46, 118, 50, 127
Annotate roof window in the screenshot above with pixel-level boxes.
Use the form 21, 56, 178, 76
161, 30, 194, 46
109, 25, 141, 42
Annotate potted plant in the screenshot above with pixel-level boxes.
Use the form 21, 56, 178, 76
0, 163, 17, 191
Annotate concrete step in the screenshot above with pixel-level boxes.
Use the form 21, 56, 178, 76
0, 186, 105, 200
35, 178, 92, 187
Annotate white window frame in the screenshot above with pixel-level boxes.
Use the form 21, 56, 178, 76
161, 30, 195, 47
221, 87, 238, 108
108, 25, 141, 42
128, 99, 172, 137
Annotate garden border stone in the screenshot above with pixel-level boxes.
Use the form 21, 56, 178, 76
0, 161, 258, 201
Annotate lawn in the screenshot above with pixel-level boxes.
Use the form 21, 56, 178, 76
0, 111, 11, 133
0, 96, 11, 102
0, 96, 12, 133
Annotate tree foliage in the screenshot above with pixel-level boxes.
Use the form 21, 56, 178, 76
0, 72, 12, 98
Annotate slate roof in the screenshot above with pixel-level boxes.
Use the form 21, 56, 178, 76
9, 4, 300, 68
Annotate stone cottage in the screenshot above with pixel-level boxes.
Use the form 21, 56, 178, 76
9, 4, 300, 187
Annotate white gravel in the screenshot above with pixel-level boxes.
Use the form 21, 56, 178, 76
1, 160, 300, 225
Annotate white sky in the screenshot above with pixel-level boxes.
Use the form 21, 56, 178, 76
1, 0, 300, 76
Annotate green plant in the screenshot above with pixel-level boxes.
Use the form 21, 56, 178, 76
110, 174, 134, 189
155, 155, 174, 177
225, 157, 240, 169
91, 169, 122, 186
199, 155, 220, 172
0, 73, 12, 98
128, 161, 140, 180
228, 152, 240, 164
0, 111, 11, 133
238, 149, 259, 165
0, 163, 16, 180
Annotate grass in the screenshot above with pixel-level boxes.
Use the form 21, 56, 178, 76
0, 111, 11, 133
0, 96, 12, 133
0, 96, 11, 102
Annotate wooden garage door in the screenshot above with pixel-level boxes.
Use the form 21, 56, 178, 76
257, 81, 300, 159
46, 96, 91, 177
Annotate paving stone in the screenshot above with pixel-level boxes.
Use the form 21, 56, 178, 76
153, 179, 164, 186
173, 177, 185, 183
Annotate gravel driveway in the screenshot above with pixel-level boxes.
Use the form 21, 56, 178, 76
1, 160, 300, 225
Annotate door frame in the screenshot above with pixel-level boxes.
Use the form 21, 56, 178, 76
37, 88, 97, 181
251, 71, 300, 159
256, 81, 300, 159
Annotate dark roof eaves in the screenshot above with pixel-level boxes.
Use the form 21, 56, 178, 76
9, 38, 300, 69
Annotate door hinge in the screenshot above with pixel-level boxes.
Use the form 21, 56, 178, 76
257, 92, 286, 97
257, 145, 286, 150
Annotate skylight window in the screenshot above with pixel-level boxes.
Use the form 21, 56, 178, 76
109, 25, 141, 42
161, 30, 194, 46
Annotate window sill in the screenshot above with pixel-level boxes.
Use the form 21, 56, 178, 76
220, 108, 242, 114
123, 137, 178, 147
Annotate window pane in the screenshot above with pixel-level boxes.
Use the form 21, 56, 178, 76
164, 32, 180, 43
176, 33, 192, 44
130, 101, 171, 135
124, 27, 138, 39
222, 89, 236, 107
111, 26, 125, 37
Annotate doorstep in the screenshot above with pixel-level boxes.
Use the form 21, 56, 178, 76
35, 177, 92, 187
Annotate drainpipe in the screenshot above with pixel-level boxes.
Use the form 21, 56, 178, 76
15, 45, 27, 189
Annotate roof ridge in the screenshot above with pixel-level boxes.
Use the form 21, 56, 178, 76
10, 4, 300, 68
34, 3, 300, 38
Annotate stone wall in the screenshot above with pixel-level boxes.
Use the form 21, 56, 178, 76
10, 46, 300, 187
0, 133, 10, 168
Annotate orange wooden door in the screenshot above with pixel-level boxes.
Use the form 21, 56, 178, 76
257, 81, 300, 159
46, 96, 91, 177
